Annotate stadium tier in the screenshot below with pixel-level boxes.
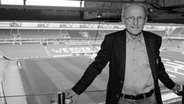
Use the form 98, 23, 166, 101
175, 46, 184, 53
149, 30, 166, 37
180, 30, 184, 36
0, 43, 100, 59
46, 44, 73, 57
81, 30, 98, 38
163, 40, 183, 52
20, 29, 62, 39
0, 44, 48, 59
59, 30, 70, 39
67, 30, 83, 38
169, 28, 184, 37
0, 29, 13, 39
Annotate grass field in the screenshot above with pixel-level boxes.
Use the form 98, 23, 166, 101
19, 56, 108, 104
17, 51, 184, 104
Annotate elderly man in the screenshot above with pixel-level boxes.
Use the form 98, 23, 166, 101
64, 3, 181, 104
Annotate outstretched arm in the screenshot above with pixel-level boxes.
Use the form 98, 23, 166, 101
64, 34, 114, 100
156, 36, 181, 93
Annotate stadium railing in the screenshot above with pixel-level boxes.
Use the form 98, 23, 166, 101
57, 87, 184, 104
1, 88, 183, 104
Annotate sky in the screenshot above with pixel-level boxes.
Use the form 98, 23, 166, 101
1, 0, 83, 7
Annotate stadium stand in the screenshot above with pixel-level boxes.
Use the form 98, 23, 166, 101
160, 39, 169, 51
79, 31, 90, 38
150, 30, 166, 37
0, 43, 48, 59
67, 30, 83, 38
163, 40, 183, 51
38, 30, 61, 39
67, 45, 96, 54
11, 29, 21, 40
60, 30, 70, 39
169, 28, 183, 37
0, 29, 12, 39
20, 29, 61, 39
98, 30, 117, 37
83, 30, 100, 38
175, 44, 184, 53
46, 44, 73, 57
20, 29, 46, 39
180, 29, 184, 36
86, 30, 118, 38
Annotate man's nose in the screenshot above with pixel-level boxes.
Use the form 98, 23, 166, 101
133, 18, 138, 25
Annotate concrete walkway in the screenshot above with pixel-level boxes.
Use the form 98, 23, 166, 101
3, 61, 27, 104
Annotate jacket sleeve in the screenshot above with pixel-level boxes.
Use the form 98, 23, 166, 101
72, 34, 113, 95
156, 36, 175, 89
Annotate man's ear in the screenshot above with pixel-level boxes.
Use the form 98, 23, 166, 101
121, 16, 125, 23
145, 16, 148, 22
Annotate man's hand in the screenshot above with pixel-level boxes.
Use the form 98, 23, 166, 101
172, 83, 182, 95
63, 89, 78, 104
64, 89, 77, 98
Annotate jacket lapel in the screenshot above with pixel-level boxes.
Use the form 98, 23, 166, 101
143, 32, 157, 80
117, 30, 126, 79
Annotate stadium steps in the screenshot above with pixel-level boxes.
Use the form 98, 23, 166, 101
3, 61, 27, 104
0, 60, 9, 104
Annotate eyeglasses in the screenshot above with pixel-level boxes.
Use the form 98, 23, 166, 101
124, 16, 146, 23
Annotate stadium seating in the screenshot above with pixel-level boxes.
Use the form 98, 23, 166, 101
60, 30, 71, 38
180, 29, 184, 37
40, 30, 62, 39
160, 39, 169, 51
150, 30, 166, 37
67, 30, 83, 38
83, 30, 101, 38
46, 44, 72, 57
169, 28, 184, 37
163, 40, 182, 51
20, 29, 61, 39
67, 45, 96, 54
176, 46, 184, 53
0, 29, 12, 39
0, 43, 48, 59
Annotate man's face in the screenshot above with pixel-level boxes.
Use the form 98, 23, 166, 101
122, 5, 147, 36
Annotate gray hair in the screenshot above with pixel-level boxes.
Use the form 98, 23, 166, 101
121, 3, 148, 18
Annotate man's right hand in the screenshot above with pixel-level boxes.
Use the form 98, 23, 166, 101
63, 89, 79, 104
64, 89, 77, 98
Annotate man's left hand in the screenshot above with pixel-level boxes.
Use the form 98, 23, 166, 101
172, 83, 182, 95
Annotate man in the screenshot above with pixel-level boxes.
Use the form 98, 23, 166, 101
65, 3, 181, 104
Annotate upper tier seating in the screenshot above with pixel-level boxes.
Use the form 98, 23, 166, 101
67, 30, 83, 38
20, 29, 61, 39
0, 43, 48, 59
150, 31, 166, 37
169, 28, 183, 37
0, 29, 13, 39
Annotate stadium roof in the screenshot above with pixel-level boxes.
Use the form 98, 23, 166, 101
0, 0, 184, 24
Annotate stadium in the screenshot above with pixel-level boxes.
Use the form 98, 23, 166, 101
0, 0, 184, 104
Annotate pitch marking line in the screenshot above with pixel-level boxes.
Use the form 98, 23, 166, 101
165, 62, 182, 66
174, 60, 184, 65
162, 58, 170, 61
167, 70, 184, 76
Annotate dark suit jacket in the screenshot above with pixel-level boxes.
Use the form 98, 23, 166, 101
72, 29, 175, 104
